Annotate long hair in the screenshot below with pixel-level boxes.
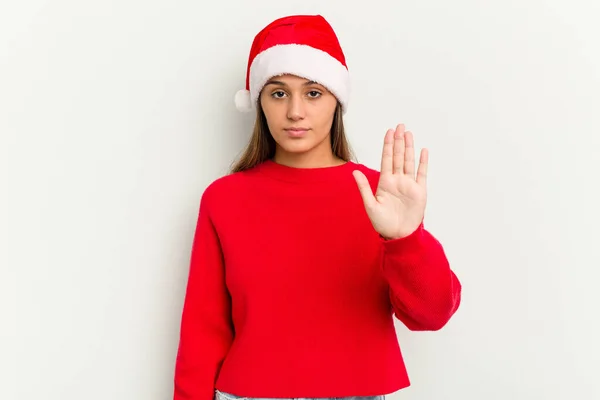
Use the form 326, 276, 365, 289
229, 100, 355, 173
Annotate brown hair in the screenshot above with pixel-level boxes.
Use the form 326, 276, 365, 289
229, 100, 355, 173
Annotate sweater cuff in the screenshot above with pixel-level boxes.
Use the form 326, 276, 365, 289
380, 222, 426, 254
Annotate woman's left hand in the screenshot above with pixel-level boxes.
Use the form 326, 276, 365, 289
353, 124, 428, 240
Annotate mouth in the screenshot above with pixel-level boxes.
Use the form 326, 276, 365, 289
284, 127, 310, 137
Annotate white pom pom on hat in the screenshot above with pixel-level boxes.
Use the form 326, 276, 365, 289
234, 14, 350, 114
235, 89, 253, 112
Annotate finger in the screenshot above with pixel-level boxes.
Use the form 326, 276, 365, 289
404, 130, 415, 177
416, 148, 429, 186
352, 170, 378, 210
392, 124, 405, 174
380, 128, 395, 175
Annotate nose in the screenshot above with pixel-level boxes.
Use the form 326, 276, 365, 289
286, 95, 306, 121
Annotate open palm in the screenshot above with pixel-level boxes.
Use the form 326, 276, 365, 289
353, 124, 428, 240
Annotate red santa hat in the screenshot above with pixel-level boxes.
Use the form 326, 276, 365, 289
235, 14, 350, 114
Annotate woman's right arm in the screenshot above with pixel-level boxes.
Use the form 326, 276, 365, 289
173, 188, 234, 400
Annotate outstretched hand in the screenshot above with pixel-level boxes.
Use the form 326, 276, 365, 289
353, 124, 428, 240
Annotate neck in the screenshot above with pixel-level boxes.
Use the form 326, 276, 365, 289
273, 148, 344, 169
257, 156, 354, 184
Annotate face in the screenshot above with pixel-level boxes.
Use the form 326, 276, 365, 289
259, 74, 338, 162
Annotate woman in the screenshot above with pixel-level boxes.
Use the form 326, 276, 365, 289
173, 14, 461, 400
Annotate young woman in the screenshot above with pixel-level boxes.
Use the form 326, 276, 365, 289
173, 14, 461, 400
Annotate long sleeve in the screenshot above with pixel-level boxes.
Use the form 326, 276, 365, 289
381, 223, 461, 331
173, 190, 234, 400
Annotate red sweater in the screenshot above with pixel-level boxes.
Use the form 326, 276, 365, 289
173, 159, 461, 400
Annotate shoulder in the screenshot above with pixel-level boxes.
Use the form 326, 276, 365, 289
199, 168, 255, 211
350, 161, 380, 190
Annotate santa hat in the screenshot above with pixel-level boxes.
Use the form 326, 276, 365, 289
235, 14, 350, 114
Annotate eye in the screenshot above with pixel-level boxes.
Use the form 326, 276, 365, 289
307, 90, 322, 98
271, 90, 286, 99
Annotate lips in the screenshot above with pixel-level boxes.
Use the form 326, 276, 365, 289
285, 127, 309, 137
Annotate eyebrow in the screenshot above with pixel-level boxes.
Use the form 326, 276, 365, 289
264, 79, 320, 87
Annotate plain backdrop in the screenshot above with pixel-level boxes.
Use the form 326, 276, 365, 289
2, 1, 599, 399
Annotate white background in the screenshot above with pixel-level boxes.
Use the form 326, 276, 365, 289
2, 1, 599, 399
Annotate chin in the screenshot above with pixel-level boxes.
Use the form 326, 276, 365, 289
274, 136, 317, 153
278, 142, 317, 154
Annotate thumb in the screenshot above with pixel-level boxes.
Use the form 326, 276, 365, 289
352, 170, 377, 210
